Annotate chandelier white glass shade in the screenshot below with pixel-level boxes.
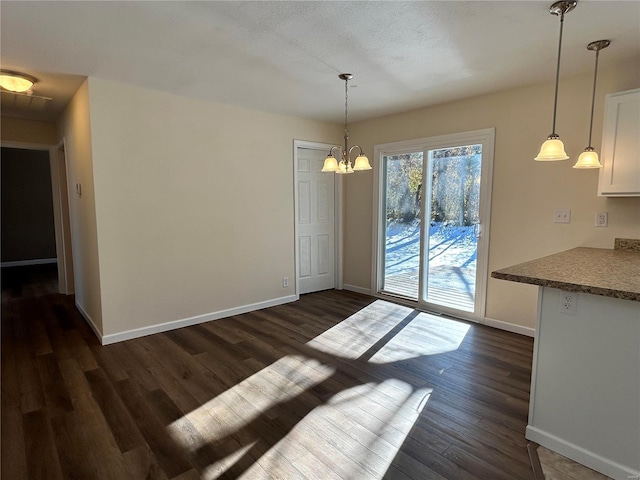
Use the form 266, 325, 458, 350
0, 70, 36, 93
535, 1, 576, 162
573, 40, 610, 169
322, 74, 371, 174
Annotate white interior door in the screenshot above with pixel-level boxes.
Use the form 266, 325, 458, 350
296, 147, 336, 294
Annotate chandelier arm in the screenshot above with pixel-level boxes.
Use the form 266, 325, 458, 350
347, 145, 364, 160
328, 145, 341, 157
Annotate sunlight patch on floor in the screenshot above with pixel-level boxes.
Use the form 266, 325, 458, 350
169, 355, 335, 439
168, 299, 469, 478
310, 300, 470, 362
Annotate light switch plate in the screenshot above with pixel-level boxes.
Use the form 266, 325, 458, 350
554, 209, 571, 223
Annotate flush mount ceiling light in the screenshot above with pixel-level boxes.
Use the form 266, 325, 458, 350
0, 70, 37, 93
321, 73, 371, 174
535, 1, 577, 162
573, 40, 610, 169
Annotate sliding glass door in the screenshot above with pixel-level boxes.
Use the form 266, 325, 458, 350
382, 151, 423, 299
422, 144, 481, 312
375, 130, 494, 320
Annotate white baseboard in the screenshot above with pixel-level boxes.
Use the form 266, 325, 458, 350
342, 284, 372, 296
100, 294, 298, 345
342, 287, 534, 337
1, 258, 57, 267
526, 425, 640, 480
75, 300, 103, 340
483, 316, 535, 337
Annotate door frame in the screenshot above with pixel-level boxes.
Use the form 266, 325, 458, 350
293, 140, 343, 298
1, 140, 75, 294
371, 128, 495, 322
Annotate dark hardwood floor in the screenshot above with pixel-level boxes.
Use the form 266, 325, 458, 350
2, 265, 535, 479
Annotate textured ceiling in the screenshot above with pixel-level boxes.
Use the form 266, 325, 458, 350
1, 1, 639, 123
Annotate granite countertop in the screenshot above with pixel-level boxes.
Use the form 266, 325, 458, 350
492, 246, 640, 302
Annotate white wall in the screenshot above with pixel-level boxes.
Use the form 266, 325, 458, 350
344, 59, 640, 331
86, 77, 341, 337
58, 79, 103, 333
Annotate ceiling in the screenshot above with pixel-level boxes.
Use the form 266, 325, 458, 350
1, 1, 639, 123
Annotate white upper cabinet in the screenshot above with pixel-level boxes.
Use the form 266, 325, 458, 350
598, 88, 640, 197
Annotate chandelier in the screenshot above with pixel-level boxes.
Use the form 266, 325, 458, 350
321, 73, 371, 174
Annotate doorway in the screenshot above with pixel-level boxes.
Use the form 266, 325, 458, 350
373, 129, 494, 321
0, 141, 75, 295
294, 141, 342, 295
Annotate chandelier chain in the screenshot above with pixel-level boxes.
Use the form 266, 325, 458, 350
344, 77, 349, 135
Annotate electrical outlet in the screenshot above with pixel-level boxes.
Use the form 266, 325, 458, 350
283, 277, 289, 288
595, 212, 608, 227
554, 209, 571, 224
559, 291, 577, 315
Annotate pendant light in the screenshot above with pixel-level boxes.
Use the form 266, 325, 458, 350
573, 40, 610, 169
535, 1, 577, 162
322, 74, 371, 174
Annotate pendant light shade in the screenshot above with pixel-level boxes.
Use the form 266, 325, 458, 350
321, 154, 339, 172
535, 1, 576, 162
573, 148, 601, 168
323, 74, 371, 175
573, 40, 610, 169
535, 136, 569, 161
353, 154, 372, 171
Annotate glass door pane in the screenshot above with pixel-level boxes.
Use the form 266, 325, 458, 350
381, 152, 423, 299
422, 144, 482, 312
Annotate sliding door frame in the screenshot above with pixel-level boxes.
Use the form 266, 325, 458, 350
371, 128, 495, 322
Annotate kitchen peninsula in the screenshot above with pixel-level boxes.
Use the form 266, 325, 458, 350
492, 241, 640, 480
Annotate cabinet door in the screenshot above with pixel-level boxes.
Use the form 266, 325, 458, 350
598, 89, 640, 197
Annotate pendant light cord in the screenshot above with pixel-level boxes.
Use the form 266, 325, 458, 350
343, 77, 349, 156
587, 49, 600, 148
551, 12, 565, 136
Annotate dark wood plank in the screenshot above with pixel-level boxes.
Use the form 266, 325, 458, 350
51, 411, 102, 479
13, 312, 46, 413
23, 409, 64, 480
1, 406, 28, 480
114, 379, 194, 479
1, 314, 22, 410
57, 358, 134, 479
36, 352, 74, 417
84, 368, 146, 452
90, 342, 130, 383
123, 444, 171, 480
65, 328, 99, 371
442, 443, 528, 480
